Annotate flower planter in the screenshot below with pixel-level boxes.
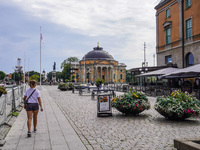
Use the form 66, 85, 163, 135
60, 88, 68, 91
58, 82, 74, 91
155, 107, 193, 120
115, 105, 145, 115
154, 90, 200, 120
111, 89, 150, 115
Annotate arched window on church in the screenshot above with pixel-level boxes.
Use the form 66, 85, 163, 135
186, 52, 194, 67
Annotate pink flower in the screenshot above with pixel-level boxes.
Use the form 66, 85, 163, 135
134, 107, 136, 109
187, 110, 190, 113
128, 104, 130, 106
135, 104, 137, 107
184, 110, 187, 113
121, 105, 123, 107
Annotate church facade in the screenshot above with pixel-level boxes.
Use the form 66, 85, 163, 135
75, 44, 126, 83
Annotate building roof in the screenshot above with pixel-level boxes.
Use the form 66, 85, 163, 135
154, 0, 171, 10
82, 46, 115, 61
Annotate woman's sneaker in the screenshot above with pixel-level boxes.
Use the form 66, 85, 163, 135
27, 131, 31, 137
33, 129, 37, 133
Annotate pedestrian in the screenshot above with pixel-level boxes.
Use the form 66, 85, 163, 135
99, 80, 102, 88
24, 80, 43, 137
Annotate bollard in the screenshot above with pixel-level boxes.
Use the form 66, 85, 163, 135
91, 91, 95, 100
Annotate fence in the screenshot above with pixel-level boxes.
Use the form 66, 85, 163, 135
106, 83, 200, 99
0, 85, 26, 132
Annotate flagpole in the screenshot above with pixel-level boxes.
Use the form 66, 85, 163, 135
40, 27, 42, 87
84, 55, 85, 83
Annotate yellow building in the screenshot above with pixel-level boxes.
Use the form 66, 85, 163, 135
78, 44, 126, 83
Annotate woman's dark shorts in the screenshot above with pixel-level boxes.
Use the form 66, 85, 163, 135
26, 103, 39, 111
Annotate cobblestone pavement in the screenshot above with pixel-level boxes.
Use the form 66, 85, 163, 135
46, 86, 200, 150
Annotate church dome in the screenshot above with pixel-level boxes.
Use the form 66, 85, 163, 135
82, 45, 115, 61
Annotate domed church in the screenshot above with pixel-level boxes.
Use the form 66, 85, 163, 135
77, 43, 126, 83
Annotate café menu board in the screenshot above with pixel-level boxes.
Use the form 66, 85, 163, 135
99, 95, 110, 112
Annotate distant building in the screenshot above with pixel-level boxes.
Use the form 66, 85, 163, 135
155, 0, 200, 68
77, 43, 126, 83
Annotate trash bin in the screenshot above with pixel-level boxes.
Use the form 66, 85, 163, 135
97, 94, 112, 117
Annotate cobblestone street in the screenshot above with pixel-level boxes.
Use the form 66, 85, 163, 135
46, 86, 200, 150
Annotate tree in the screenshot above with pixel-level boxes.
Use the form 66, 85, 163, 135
47, 72, 52, 81
62, 63, 71, 81
0, 71, 6, 80
29, 74, 39, 82
12, 72, 23, 84
60, 57, 79, 82
61, 57, 79, 69
26, 71, 40, 77
56, 72, 62, 81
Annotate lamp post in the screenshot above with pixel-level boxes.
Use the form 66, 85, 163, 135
139, 68, 148, 86
15, 58, 23, 85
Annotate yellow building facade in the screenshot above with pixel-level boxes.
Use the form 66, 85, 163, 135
78, 44, 126, 83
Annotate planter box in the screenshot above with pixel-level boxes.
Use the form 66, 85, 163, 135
174, 138, 200, 150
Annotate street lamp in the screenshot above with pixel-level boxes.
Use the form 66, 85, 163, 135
15, 58, 23, 85
139, 68, 148, 86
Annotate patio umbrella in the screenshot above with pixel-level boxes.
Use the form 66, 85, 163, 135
136, 67, 179, 77
162, 64, 200, 78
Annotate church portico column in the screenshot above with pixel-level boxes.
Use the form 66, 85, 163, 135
111, 68, 113, 82
80, 66, 82, 82
109, 68, 111, 82
106, 67, 108, 82
93, 66, 96, 82
100, 66, 102, 79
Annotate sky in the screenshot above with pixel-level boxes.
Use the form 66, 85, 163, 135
0, 0, 161, 74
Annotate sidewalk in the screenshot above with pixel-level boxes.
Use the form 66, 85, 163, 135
2, 87, 87, 150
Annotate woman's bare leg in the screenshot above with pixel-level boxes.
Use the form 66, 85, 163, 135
27, 111, 33, 132
33, 110, 39, 130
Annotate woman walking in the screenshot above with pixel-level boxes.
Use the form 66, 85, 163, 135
24, 80, 43, 137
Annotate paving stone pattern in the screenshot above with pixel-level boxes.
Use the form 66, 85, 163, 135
46, 86, 200, 150
2, 87, 86, 150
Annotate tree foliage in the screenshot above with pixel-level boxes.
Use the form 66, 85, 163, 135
26, 71, 40, 77
61, 57, 79, 69
62, 63, 71, 81
0, 71, 6, 80
29, 74, 39, 82
12, 72, 22, 81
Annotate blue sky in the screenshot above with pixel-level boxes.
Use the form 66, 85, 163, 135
0, 0, 161, 74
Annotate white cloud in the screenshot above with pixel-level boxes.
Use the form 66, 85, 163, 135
3, 0, 160, 72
